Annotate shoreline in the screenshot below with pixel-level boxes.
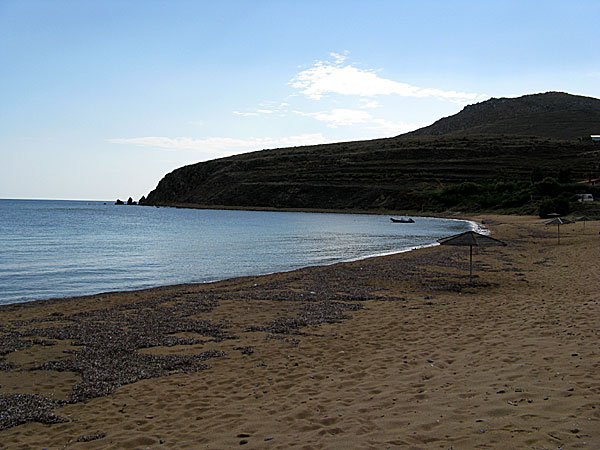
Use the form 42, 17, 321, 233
140, 200, 476, 219
1, 211, 481, 308
1, 214, 599, 448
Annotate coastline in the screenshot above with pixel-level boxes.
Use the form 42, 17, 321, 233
1, 206, 478, 307
1, 214, 599, 448
140, 201, 474, 219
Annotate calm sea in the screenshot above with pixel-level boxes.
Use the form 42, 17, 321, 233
0, 199, 475, 305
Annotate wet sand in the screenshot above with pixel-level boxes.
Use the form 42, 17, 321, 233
1, 214, 598, 449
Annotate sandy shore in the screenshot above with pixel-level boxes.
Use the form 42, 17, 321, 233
1, 214, 598, 449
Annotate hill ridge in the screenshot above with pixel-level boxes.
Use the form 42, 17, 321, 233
142, 92, 600, 212
403, 91, 600, 139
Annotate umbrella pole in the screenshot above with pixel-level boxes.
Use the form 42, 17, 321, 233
469, 245, 473, 284
557, 224, 560, 244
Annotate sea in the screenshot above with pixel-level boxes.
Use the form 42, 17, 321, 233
0, 199, 476, 305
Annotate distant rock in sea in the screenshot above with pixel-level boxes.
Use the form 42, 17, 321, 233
115, 197, 138, 205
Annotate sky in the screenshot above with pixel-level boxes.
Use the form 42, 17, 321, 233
1, 0, 599, 201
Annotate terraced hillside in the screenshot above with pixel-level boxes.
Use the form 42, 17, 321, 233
141, 92, 600, 212
142, 134, 599, 212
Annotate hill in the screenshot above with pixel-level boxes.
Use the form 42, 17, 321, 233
141, 92, 600, 213
404, 92, 600, 139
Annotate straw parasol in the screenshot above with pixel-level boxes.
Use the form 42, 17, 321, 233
438, 231, 507, 284
544, 217, 574, 244
574, 216, 594, 233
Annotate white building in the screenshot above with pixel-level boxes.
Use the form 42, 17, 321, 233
591, 135, 600, 141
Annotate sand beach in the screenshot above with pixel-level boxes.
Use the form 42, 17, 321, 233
1, 214, 598, 449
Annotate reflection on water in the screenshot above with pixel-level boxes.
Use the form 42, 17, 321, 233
0, 199, 475, 304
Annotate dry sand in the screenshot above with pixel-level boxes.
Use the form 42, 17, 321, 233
0, 214, 598, 449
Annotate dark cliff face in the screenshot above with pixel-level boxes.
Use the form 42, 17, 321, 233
142, 92, 600, 211
404, 92, 600, 139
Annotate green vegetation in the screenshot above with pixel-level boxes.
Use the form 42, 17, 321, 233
427, 180, 534, 212
426, 175, 599, 217
142, 134, 599, 215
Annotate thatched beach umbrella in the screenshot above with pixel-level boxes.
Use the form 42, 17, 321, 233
544, 217, 574, 244
574, 216, 594, 233
438, 231, 507, 284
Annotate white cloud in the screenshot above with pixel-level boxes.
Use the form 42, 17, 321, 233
290, 55, 487, 105
233, 111, 259, 116
294, 108, 423, 135
368, 118, 424, 135
330, 51, 349, 64
295, 108, 373, 128
359, 99, 380, 109
108, 133, 330, 153
234, 107, 278, 117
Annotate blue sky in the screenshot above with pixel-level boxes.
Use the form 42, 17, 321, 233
1, 0, 599, 200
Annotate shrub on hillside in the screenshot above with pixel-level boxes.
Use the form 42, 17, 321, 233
534, 177, 560, 197
538, 196, 570, 218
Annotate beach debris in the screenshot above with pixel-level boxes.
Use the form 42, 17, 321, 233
0, 332, 33, 356
234, 346, 254, 355
22, 293, 228, 403
247, 301, 361, 335
0, 333, 56, 372
77, 432, 106, 442
265, 335, 299, 347
37, 345, 225, 403
0, 360, 18, 371
0, 394, 67, 430
0, 245, 479, 431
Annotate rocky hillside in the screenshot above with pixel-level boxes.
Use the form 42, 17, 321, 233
142, 92, 600, 212
405, 92, 600, 139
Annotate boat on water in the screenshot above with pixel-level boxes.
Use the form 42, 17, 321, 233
390, 217, 415, 223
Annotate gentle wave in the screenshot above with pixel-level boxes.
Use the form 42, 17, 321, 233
0, 199, 475, 305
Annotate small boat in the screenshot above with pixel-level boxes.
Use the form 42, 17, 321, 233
390, 217, 414, 223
